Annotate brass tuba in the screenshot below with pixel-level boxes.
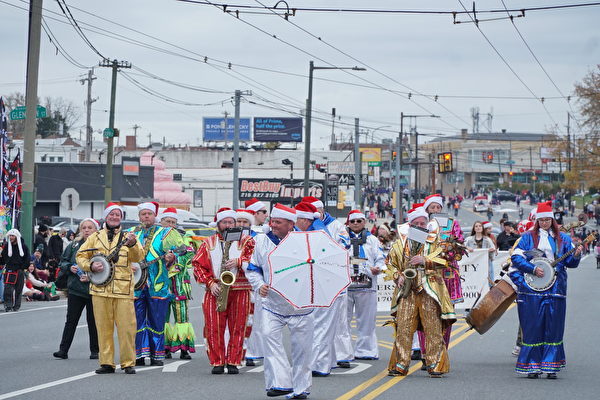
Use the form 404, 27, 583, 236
216, 241, 236, 312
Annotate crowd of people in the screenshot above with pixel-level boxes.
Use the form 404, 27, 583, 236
0, 191, 592, 397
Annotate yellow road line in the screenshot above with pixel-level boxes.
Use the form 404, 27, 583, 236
335, 370, 390, 400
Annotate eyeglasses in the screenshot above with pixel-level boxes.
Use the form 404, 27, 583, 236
349, 219, 364, 223
256, 210, 267, 214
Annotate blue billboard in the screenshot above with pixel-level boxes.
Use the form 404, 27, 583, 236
203, 117, 251, 141
254, 117, 303, 142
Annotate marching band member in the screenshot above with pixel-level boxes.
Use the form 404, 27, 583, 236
244, 204, 313, 399
192, 208, 255, 375
510, 202, 582, 379
246, 197, 270, 234
294, 202, 327, 233
237, 208, 257, 236
386, 205, 456, 377
344, 210, 385, 360
77, 203, 144, 374
160, 208, 196, 360
304, 196, 354, 369
132, 202, 184, 366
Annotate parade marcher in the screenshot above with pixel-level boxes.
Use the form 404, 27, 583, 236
1, 229, 30, 312
132, 201, 184, 366
510, 202, 583, 379
245, 197, 269, 234
53, 218, 100, 360
236, 208, 257, 235
386, 205, 455, 377
294, 202, 326, 233
77, 203, 145, 374
343, 210, 385, 360
160, 208, 196, 360
244, 204, 313, 399
192, 207, 255, 375
464, 221, 497, 286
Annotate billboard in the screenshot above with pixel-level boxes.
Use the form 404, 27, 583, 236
238, 178, 323, 204
203, 117, 251, 141
254, 117, 303, 142
360, 147, 382, 166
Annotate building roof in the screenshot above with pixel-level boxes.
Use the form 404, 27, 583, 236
430, 132, 553, 143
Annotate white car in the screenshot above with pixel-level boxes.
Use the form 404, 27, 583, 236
473, 197, 489, 213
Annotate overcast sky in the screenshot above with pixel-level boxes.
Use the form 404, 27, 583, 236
1, 0, 598, 149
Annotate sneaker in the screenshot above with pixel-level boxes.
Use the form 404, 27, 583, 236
95, 365, 115, 374
511, 346, 521, 357
53, 351, 68, 359
266, 389, 293, 397
336, 361, 351, 369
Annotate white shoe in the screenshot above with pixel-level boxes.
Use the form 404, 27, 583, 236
511, 346, 521, 357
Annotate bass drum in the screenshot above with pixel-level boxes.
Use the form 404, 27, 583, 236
524, 257, 556, 292
466, 278, 517, 335
88, 254, 115, 287
132, 263, 148, 291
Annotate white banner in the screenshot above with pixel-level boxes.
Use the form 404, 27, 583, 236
377, 273, 395, 312
455, 249, 490, 310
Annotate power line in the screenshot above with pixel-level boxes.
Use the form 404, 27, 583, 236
55, 0, 106, 60
40, 17, 91, 69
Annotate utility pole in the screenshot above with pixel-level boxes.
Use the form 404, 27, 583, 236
22, 0, 43, 248
354, 118, 361, 208
223, 111, 229, 149
413, 128, 420, 202
567, 112, 572, 172
232, 90, 252, 209
395, 133, 404, 224
99, 59, 131, 206
133, 124, 141, 145
430, 152, 436, 193
529, 146, 536, 194
80, 68, 96, 161
330, 107, 336, 149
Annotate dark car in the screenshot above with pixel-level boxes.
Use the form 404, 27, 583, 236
495, 190, 516, 201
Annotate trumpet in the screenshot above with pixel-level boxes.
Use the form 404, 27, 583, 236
398, 268, 417, 299
216, 241, 234, 312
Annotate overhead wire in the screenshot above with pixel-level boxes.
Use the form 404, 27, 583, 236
40, 17, 91, 69
55, 0, 107, 60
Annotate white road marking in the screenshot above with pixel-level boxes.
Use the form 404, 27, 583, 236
162, 360, 190, 372
245, 365, 264, 373
331, 362, 372, 375
76, 324, 88, 329
194, 343, 205, 347
0, 304, 66, 317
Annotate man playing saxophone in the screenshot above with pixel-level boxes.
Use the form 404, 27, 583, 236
385, 204, 456, 378
192, 207, 255, 375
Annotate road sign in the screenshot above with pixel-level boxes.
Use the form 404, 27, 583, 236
103, 128, 114, 138
506, 160, 515, 165
367, 161, 382, 167
9, 105, 47, 120
60, 188, 80, 211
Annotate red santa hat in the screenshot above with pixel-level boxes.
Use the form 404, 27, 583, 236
483, 221, 493, 229
408, 203, 428, 222
270, 203, 297, 222
535, 201, 554, 219
244, 197, 266, 212
423, 194, 443, 212
295, 202, 320, 220
103, 202, 123, 220
346, 209, 366, 225
160, 207, 179, 221
81, 218, 101, 231
209, 207, 238, 228
138, 201, 159, 215
236, 209, 256, 225
302, 196, 324, 209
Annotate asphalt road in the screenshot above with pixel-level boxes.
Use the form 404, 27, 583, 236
1, 212, 598, 400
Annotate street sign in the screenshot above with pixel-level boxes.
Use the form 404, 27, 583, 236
103, 128, 114, 138
506, 160, 515, 165
60, 188, 80, 211
9, 105, 47, 120
367, 161, 382, 167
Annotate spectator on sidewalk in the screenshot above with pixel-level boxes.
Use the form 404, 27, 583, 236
1, 229, 31, 312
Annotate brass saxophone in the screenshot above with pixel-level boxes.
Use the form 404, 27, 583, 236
216, 240, 236, 312
398, 240, 422, 299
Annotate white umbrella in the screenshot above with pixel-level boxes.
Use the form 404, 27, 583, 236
268, 231, 350, 309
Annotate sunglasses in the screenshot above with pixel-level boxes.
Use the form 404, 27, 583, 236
349, 219, 364, 223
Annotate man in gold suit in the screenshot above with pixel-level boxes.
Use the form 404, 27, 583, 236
77, 203, 145, 374
385, 204, 456, 378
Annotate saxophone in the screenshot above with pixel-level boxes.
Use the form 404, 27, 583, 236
397, 240, 422, 299
216, 240, 236, 312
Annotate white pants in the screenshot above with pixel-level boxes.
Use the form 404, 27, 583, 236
263, 309, 314, 396
245, 294, 264, 359
333, 293, 353, 363
412, 332, 420, 351
311, 294, 347, 374
347, 290, 378, 359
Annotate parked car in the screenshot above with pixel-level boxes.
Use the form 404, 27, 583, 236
495, 190, 517, 201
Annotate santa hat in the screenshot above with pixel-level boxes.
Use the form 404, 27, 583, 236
81, 218, 100, 231
408, 203, 428, 222
138, 201, 159, 215
103, 202, 124, 220
209, 207, 238, 228
236, 209, 256, 225
302, 196, 324, 209
295, 202, 320, 220
270, 203, 297, 222
423, 194, 443, 212
483, 221, 493, 229
6, 228, 24, 257
535, 201, 554, 219
160, 207, 179, 221
244, 197, 266, 212
346, 209, 366, 225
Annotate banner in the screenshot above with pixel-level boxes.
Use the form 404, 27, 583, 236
238, 178, 324, 203
377, 273, 395, 312
254, 117, 302, 142
455, 249, 490, 310
203, 117, 251, 141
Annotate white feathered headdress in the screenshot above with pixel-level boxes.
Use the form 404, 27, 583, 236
6, 229, 24, 257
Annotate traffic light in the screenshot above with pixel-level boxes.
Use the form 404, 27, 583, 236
509, 171, 514, 176
482, 151, 494, 163
337, 190, 346, 209
437, 152, 453, 173
392, 151, 397, 161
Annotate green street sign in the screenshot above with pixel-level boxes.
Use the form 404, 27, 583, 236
103, 128, 114, 138
9, 105, 47, 120
368, 161, 382, 167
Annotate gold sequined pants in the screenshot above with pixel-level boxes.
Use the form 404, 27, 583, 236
387, 290, 448, 374
92, 296, 137, 369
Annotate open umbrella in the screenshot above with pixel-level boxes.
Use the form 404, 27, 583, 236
268, 231, 350, 309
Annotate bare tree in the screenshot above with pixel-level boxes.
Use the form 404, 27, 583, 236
574, 64, 600, 131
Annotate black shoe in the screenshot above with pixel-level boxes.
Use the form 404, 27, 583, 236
53, 351, 68, 359
429, 372, 443, 378
180, 352, 192, 360
547, 373, 557, 379
227, 364, 239, 374
420, 360, 427, 371
246, 358, 255, 366
411, 350, 422, 360
165, 351, 172, 359
212, 366, 225, 374
527, 373, 540, 379
290, 394, 308, 399
388, 369, 405, 376
150, 359, 163, 366
123, 367, 136, 374
135, 358, 145, 366
337, 361, 351, 368
266, 389, 293, 397
89, 353, 99, 360
12, 308, 19, 312
4, 307, 11, 312
95, 365, 115, 374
